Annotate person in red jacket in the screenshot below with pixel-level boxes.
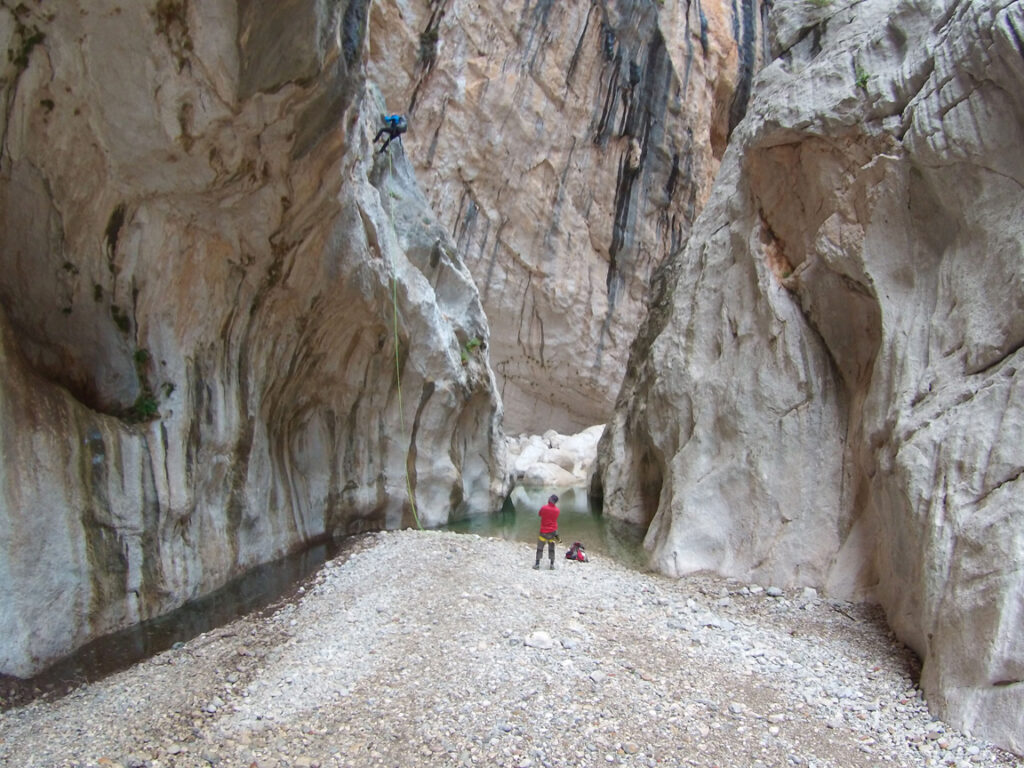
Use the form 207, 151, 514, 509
533, 494, 561, 570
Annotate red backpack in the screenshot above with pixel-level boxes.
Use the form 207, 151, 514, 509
565, 542, 588, 562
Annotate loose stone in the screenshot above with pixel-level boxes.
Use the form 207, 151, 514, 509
0, 532, 1013, 768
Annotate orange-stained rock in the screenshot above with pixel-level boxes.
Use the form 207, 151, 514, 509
368, 0, 768, 432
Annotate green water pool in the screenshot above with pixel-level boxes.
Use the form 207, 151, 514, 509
441, 485, 650, 570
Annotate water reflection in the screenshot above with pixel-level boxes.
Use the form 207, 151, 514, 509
4, 493, 649, 710
0, 536, 350, 710
443, 486, 650, 570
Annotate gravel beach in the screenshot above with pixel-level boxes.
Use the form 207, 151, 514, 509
1, 529, 1020, 768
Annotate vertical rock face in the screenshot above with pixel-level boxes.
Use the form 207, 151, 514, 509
598, 0, 1024, 753
0, 0, 506, 677
367, 0, 769, 433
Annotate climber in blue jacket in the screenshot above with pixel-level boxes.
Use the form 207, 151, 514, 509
374, 114, 408, 154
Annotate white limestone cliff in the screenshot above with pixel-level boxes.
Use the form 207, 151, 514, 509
597, 0, 1024, 753
368, 0, 770, 433
2, 0, 1022, 755
0, 0, 507, 677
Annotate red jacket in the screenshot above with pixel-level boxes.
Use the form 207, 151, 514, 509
538, 503, 560, 534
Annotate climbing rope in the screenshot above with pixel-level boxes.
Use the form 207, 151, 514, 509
387, 149, 421, 529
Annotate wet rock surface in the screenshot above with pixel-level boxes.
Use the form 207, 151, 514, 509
1, 530, 1018, 767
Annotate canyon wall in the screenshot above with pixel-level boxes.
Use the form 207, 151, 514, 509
598, 0, 1024, 753
0, 0, 507, 677
367, 0, 769, 433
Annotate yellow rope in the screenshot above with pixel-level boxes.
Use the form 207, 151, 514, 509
387, 149, 421, 529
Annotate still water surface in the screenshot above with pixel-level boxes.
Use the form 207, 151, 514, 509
442, 486, 649, 570
2, 488, 647, 707
0, 537, 350, 708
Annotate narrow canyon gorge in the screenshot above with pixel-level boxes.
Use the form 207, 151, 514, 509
0, 0, 1020, 756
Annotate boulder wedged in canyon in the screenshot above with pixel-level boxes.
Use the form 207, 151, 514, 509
368, 0, 771, 433
506, 424, 605, 488
0, 0, 506, 677
597, 0, 1024, 754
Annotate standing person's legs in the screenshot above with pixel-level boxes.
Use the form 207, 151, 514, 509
535, 538, 545, 568
548, 539, 555, 568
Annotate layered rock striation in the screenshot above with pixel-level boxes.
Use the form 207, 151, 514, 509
0, 0, 507, 677
368, 0, 770, 433
598, 0, 1024, 752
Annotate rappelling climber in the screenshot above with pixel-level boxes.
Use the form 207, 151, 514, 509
374, 114, 408, 154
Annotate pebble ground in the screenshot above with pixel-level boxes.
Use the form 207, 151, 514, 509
1, 530, 1020, 768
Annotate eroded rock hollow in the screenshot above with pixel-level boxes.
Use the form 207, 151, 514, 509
597, 0, 1024, 753
2, 0, 1022, 756
0, 0, 506, 678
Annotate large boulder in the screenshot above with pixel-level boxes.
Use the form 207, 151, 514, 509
0, 0, 507, 677
598, 0, 1024, 754
368, 0, 772, 433
508, 425, 605, 487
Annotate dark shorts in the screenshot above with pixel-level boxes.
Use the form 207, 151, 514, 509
538, 532, 560, 544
